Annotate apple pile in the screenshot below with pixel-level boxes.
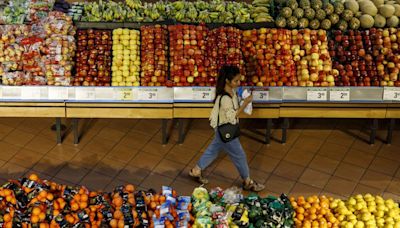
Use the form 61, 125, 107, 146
242, 28, 295, 86
378, 28, 400, 87
111, 28, 140, 86
140, 25, 169, 86
330, 194, 400, 227
292, 29, 334, 87
330, 30, 378, 86
205, 27, 245, 86
75, 29, 112, 86
169, 24, 208, 86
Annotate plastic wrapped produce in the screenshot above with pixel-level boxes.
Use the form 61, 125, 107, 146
26, 0, 56, 23
42, 35, 75, 85
1, 0, 27, 24
20, 36, 46, 85
41, 11, 75, 36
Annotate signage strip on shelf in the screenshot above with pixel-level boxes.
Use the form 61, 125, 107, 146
0, 86, 397, 103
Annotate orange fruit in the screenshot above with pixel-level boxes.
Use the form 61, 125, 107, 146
46, 193, 54, 201
3, 189, 12, 196
65, 215, 75, 224
296, 213, 304, 221
32, 207, 41, 216
125, 184, 135, 193
39, 212, 46, 222
31, 215, 40, 224
3, 213, 12, 223
128, 197, 135, 205
80, 194, 88, 202
89, 191, 98, 197
113, 197, 123, 208
53, 210, 60, 217
39, 191, 47, 199
159, 196, 166, 204
29, 174, 39, 182
296, 207, 305, 214
150, 202, 157, 210
79, 201, 88, 209
73, 194, 81, 202
113, 210, 123, 220
117, 220, 125, 228
40, 223, 49, 228
71, 202, 79, 211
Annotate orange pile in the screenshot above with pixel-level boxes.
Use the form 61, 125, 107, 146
291, 195, 340, 228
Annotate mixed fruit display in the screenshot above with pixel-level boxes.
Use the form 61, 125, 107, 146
2, 1, 400, 87
0, 174, 399, 228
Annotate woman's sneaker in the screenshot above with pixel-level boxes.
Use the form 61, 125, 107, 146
189, 168, 209, 185
243, 179, 265, 192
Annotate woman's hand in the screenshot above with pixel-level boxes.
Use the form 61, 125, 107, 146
243, 94, 253, 105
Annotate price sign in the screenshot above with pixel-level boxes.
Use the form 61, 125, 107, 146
21, 87, 42, 100
193, 88, 213, 101
252, 90, 269, 102
307, 88, 327, 101
383, 87, 400, 101
118, 88, 133, 101
138, 88, 158, 101
330, 89, 350, 101
2, 87, 21, 99
48, 87, 68, 100
75, 88, 95, 100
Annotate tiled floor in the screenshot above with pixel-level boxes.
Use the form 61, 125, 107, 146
0, 117, 399, 200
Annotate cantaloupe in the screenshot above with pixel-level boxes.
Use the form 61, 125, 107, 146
372, 0, 384, 6
360, 1, 379, 15
387, 15, 399, 26
345, 0, 360, 13
360, 14, 375, 27
374, 14, 386, 26
393, 4, 400, 15
379, 4, 395, 17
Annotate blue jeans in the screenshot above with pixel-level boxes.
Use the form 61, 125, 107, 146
198, 131, 250, 179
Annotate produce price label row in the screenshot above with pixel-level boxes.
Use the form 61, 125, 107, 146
0, 86, 399, 103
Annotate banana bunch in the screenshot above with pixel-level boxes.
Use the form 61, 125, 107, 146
125, 0, 141, 10
227, 2, 253, 23
81, 0, 269, 23
251, 0, 273, 22
82, 2, 101, 21
82, 0, 127, 22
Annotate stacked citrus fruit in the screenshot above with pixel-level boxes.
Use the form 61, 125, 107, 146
291, 195, 340, 228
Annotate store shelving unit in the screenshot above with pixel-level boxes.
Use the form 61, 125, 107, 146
0, 86, 399, 144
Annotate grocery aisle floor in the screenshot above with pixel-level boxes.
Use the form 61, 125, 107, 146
0, 117, 399, 199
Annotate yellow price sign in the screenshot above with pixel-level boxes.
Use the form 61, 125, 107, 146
119, 88, 133, 100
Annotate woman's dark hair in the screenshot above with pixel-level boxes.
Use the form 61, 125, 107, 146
215, 65, 240, 101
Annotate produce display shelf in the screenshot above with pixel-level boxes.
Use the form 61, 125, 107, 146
75, 21, 276, 30
0, 86, 399, 145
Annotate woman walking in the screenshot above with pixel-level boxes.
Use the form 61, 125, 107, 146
189, 65, 265, 192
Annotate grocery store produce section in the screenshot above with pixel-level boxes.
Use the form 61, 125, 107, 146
0, 174, 399, 227
1, 1, 400, 227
